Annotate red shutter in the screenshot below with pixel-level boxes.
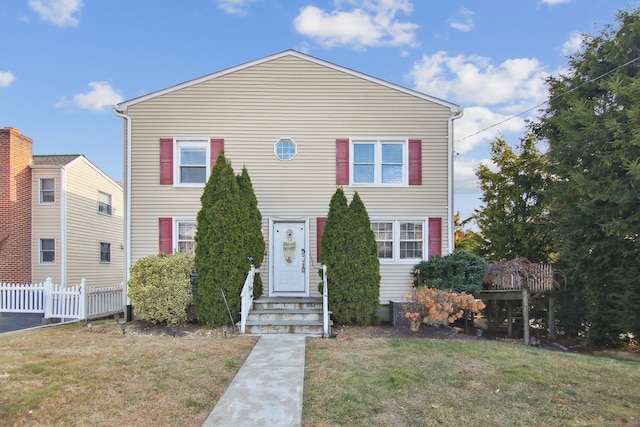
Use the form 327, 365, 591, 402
160, 138, 173, 185
317, 217, 327, 262
408, 139, 422, 185
428, 217, 442, 258
336, 139, 349, 185
211, 138, 224, 165
159, 217, 173, 254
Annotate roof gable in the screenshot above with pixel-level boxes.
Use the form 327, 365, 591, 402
114, 50, 461, 113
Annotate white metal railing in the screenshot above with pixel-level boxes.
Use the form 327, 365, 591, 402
1, 278, 124, 321
0, 280, 46, 313
239, 265, 256, 333
321, 264, 329, 337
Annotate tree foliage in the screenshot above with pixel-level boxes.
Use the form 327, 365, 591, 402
128, 252, 194, 325
237, 166, 265, 298
535, 9, 640, 343
474, 135, 553, 263
321, 189, 381, 325
194, 152, 263, 327
413, 250, 488, 296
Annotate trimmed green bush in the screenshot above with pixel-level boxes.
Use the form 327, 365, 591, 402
128, 252, 194, 325
413, 250, 488, 296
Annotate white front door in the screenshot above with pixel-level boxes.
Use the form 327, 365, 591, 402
271, 221, 308, 296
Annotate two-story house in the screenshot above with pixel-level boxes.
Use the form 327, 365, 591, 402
113, 50, 462, 321
0, 127, 124, 287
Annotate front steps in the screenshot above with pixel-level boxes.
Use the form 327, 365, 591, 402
242, 297, 331, 335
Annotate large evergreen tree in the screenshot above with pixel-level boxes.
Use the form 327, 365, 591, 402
346, 192, 381, 325
320, 188, 351, 324
536, 9, 640, 343
195, 152, 256, 327
237, 166, 265, 298
474, 135, 553, 263
321, 188, 381, 325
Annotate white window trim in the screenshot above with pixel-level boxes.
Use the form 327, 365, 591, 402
39, 238, 56, 265
98, 191, 112, 216
39, 178, 56, 204
371, 218, 427, 264
173, 137, 210, 187
99, 242, 111, 263
174, 217, 197, 253
350, 137, 409, 187
274, 137, 297, 161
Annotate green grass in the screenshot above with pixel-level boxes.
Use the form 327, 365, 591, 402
303, 337, 640, 426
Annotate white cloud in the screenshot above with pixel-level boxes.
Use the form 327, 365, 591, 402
562, 31, 583, 56
293, 0, 419, 50
449, 8, 474, 32
454, 106, 526, 154
454, 157, 484, 194
541, 0, 571, 5
64, 82, 123, 111
0, 71, 15, 87
28, 0, 83, 27
409, 51, 549, 107
215, 0, 257, 16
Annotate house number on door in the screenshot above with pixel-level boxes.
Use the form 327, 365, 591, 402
283, 229, 296, 264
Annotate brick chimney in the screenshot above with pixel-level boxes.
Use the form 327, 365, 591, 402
0, 127, 33, 283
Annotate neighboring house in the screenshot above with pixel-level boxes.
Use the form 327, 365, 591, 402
113, 50, 462, 320
0, 127, 124, 287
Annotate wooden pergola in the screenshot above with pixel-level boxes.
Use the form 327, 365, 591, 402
480, 257, 558, 345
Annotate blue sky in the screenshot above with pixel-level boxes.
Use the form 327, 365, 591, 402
1, 0, 637, 222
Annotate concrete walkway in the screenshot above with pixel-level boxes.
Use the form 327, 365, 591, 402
202, 334, 306, 427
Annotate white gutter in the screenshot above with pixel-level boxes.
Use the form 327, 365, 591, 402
112, 105, 132, 295
448, 108, 464, 253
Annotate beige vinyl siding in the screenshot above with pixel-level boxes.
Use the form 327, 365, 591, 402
127, 55, 451, 301
31, 169, 62, 284
64, 159, 125, 287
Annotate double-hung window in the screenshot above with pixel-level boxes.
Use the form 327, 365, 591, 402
177, 221, 197, 253
40, 238, 55, 264
176, 139, 208, 185
352, 138, 407, 186
99, 242, 111, 263
371, 220, 425, 262
39, 178, 55, 204
98, 191, 112, 215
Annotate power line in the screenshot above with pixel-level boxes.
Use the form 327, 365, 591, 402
455, 55, 640, 144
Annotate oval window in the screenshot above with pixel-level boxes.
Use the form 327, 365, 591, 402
282, 229, 296, 263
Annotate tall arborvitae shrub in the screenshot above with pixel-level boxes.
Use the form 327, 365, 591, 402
195, 151, 248, 327
237, 166, 265, 298
320, 188, 351, 324
321, 188, 381, 325
347, 192, 381, 325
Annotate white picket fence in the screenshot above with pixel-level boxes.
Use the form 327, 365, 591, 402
0, 278, 124, 320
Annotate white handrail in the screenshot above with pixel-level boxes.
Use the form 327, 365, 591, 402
322, 264, 329, 337
240, 265, 255, 333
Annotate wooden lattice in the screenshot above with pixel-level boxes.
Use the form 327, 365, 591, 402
483, 257, 556, 292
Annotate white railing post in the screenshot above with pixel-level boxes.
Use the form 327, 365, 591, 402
240, 265, 255, 334
79, 279, 87, 320
322, 264, 329, 337
44, 277, 53, 319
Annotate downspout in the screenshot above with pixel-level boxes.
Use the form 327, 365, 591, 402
60, 165, 67, 285
448, 107, 464, 254
112, 105, 132, 313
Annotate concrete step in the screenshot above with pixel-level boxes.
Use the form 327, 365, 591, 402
243, 320, 326, 335
253, 297, 323, 310
248, 309, 324, 322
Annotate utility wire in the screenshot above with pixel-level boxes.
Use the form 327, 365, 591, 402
455, 55, 640, 144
